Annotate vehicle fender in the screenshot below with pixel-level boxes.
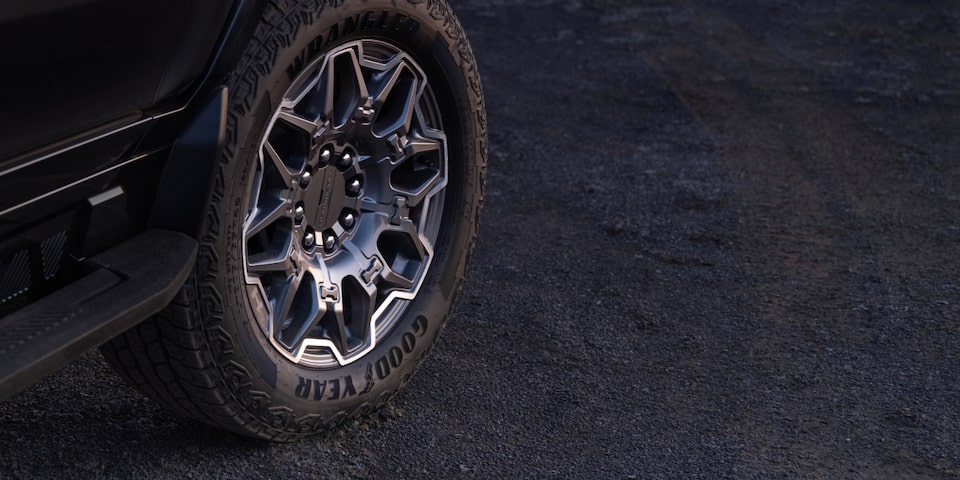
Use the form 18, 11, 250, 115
148, 87, 228, 239
148, 0, 270, 239
187, 0, 271, 105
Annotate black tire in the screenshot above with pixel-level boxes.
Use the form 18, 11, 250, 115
100, 0, 484, 441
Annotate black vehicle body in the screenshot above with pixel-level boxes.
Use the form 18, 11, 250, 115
0, 0, 270, 398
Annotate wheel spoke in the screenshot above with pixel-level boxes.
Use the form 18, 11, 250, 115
271, 272, 303, 337
277, 108, 318, 134
245, 194, 288, 239
343, 278, 377, 349
370, 63, 421, 137
285, 66, 322, 107
403, 135, 442, 157
263, 141, 297, 185
370, 62, 411, 106
385, 125, 446, 207
344, 211, 425, 292
379, 218, 427, 290
329, 302, 352, 359
318, 249, 379, 354
319, 48, 370, 127
379, 262, 416, 291
358, 197, 394, 215
390, 164, 443, 208
346, 49, 370, 104
247, 248, 291, 274
304, 59, 336, 121
278, 274, 339, 353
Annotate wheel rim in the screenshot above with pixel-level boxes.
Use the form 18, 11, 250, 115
242, 40, 447, 368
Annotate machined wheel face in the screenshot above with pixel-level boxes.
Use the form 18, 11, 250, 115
243, 40, 448, 368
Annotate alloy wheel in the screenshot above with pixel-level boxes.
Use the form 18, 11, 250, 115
242, 40, 448, 368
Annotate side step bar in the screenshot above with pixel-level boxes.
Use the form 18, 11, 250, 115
0, 229, 197, 400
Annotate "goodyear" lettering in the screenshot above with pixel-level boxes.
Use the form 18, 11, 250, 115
295, 375, 357, 401
371, 316, 428, 380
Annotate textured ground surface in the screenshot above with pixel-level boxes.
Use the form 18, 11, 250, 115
3, 0, 959, 478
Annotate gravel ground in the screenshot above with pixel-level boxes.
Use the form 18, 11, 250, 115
2, 0, 959, 478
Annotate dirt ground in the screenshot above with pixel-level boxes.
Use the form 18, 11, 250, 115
2, 0, 959, 478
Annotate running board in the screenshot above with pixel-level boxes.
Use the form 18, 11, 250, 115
0, 229, 197, 400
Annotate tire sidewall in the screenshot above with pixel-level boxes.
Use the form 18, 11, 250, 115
208, 0, 483, 423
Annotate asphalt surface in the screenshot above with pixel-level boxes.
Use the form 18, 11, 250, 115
3, 1, 960, 478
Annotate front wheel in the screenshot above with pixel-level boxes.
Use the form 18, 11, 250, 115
101, 0, 485, 441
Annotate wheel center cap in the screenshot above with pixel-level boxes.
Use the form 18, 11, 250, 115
303, 166, 347, 231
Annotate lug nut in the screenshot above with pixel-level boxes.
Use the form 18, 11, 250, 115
347, 178, 362, 195
319, 148, 332, 165
300, 171, 312, 187
303, 232, 316, 249
294, 205, 305, 222
340, 153, 353, 167
323, 233, 337, 251
341, 212, 356, 229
